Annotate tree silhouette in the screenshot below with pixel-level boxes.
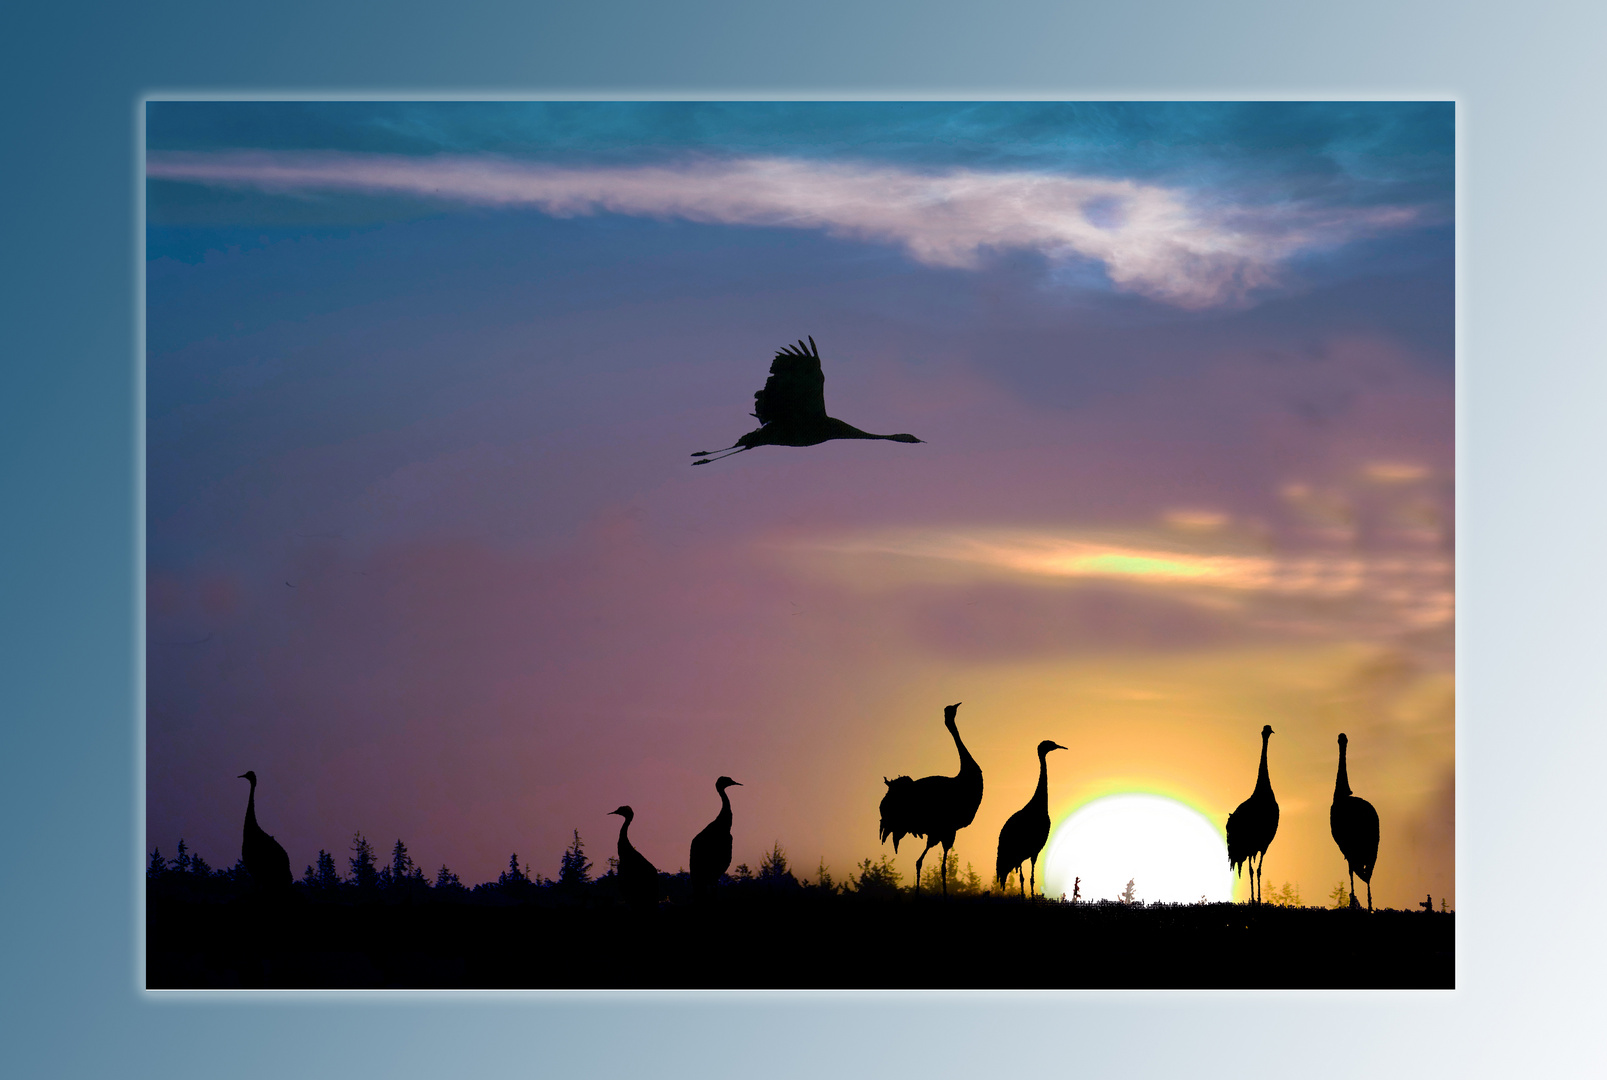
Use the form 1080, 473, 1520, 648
814, 857, 834, 892
1120, 879, 1137, 904
147, 847, 167, 880
434, 864, 466, 897
349, 833, 379, 897
919, 851, 984, 897
850, 856, 901, 896
558, 830, 591, 887
758, 842, 798, 889
174, 839, 191, 875
312, 850, 339, 896
1267, 881, 1303, 907
387, 839, 425, 899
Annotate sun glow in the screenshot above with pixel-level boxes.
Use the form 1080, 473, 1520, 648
1041, 793, 1234, 904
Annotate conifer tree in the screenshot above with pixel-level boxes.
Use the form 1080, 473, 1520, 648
147, 847, 166, 879
349, 833, 379, 895
314, 850, 340, 896
389, 839, 414, 891
557, 830, 591, 887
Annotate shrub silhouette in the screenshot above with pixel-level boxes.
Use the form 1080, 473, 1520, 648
758, 842, 799, 890
1267, 881, 1303, 908
850, 855, 902, 896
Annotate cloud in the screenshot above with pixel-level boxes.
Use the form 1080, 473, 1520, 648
788, 527, 1453, 642
147, 150, 1421, 309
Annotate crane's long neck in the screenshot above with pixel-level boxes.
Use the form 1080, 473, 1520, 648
617, 816, 633, 852
1031, 749, 1051, 813
950, 720, 980, 782
244, 779, 259, 832
1254, 733, 1273, 796
1334, 743, 1352, 799
717, 788, 733, 828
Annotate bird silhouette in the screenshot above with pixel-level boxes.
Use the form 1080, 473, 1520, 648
1330, 732, 1380, 911
689, 776, 742, 898
691, 336, 923, 464
609, 805, 662, 909
237, 770, 292, 895
879, 702, 984, 897
1225, 724, 1280, 904
995, 739, 1067, 898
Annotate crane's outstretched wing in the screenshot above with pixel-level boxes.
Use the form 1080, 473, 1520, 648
752, 336, 827, 426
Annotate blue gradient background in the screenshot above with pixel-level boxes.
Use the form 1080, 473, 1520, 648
2, 2, 1603, 1077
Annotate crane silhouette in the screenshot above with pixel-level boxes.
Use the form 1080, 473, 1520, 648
995, 739, 1067, 897
237, 771, 292, 895
1330, 732, 1380, 911
1225, 724, 1280, 904
691, 336, 923, 464
879, 702, 984, 897
689, 776, 742, 898
609, 806, 662, 909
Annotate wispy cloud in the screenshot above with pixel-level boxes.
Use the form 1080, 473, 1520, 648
147, 151, 1420, 309
791, 527, 1453, 639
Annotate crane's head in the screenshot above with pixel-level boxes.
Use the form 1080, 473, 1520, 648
1038, 740, 1067, 756
609, 805, 634, 821
1338, 732, 1349, 748
237, 770, 257, 784
943, 702, 962, 726
716, 776, 742, 791
1262, 724, 1275, 738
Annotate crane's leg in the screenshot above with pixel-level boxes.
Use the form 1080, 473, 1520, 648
691, 445, 752, 465
1366, 879, 1373, 912
1029, 856, 1036, 899
915, 838, 936, 896
1018, 866, 1025, 898
1348, 869, 1360, 909
941, 842, 951, 898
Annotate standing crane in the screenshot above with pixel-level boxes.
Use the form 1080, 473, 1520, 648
879, 702, 984, 897
237, 770, 292, 895
995, 740, 1067, 898
1330, 732, 1380, 911
691, 336, 923, 464
608, 805, 662, 909
1225, 724, 1280, 904
689, 776, 742, 898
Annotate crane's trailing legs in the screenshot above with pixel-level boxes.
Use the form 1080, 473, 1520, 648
690, 445, 752, 465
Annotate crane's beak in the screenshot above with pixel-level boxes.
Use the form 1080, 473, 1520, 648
1051, 743, 1068, 752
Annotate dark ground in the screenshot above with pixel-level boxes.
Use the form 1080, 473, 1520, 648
147, 892, 1453, 989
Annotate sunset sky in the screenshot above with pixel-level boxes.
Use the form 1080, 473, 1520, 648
145, 102, 1453, 907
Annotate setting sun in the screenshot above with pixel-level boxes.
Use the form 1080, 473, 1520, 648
1042, 793, 1234, 904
